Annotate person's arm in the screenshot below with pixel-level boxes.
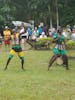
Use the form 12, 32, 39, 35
52, 37, 58, 43
26, 39, 34, 47
52, 33, 59, 43
20, 28, 25, 34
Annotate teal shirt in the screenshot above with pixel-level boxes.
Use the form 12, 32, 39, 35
53, 33, 65, 44
53, 33, 66, 55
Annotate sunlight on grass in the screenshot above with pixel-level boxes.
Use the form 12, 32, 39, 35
0, 47, 75, 100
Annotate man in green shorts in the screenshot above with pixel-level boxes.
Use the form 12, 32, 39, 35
48, 28, 69, 70
4, 29, 25, 70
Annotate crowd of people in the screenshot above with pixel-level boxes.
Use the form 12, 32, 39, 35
0, 23, 75, 50
0, 22, 75, 70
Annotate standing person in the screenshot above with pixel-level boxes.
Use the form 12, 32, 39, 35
20, 22, 27, 51
48, 28, 69, 70
66, 25, 71, 40
39, 32, 47, 39
37, 25, 43, 37
26, 27, 32, 40
31, 27, 38, 41
3, 26, 11, 50
43, 24, 48, 36
4, 29, 25, 70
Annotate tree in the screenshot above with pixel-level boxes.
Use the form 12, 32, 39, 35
0, 0, 75, 27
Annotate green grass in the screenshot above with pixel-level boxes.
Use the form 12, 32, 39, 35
0, 47, 75, 100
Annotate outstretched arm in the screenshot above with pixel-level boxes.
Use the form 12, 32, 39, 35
26, 39, 34, 47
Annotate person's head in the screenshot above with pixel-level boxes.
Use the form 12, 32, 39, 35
41, 32, 45, 36
66, 24, 70, 28
74, 25, 75, 29
35, 27, 37, 30
12, 29, 16, 35
57, 28, 63, 35
5, 26, 9, 30
21, 22, 25, 27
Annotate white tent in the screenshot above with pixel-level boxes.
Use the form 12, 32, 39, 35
12, 21, 32, 28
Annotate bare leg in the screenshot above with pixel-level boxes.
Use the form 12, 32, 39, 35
21, 59, 24, 70
4, 58, 11, 70
48, 54, 60, 70
62, 55, 69, 70
19, 56, 25, 70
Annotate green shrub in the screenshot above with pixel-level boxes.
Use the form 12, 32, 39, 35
35, 37, 53, 45
66, 40, 75, 49
32, 37, 53, 50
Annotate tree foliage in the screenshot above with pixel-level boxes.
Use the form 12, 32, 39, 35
0, 0, 75, 27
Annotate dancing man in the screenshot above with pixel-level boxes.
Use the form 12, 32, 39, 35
4, 29, 25, 70
48, 28, 69, 70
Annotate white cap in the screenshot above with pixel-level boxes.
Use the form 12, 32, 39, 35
42, 32, 45, 35
5, 26, 9, 29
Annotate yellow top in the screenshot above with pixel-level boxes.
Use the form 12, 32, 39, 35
3, 29, 11, 40
11, 33, 20, 45
11, 33, 19, 39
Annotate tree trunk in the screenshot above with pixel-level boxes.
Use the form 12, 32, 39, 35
56, 0, 59, 29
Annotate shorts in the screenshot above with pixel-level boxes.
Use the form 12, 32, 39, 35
4, 40, 10, 45
53, 48, 67, 55
9, 45, 24, 58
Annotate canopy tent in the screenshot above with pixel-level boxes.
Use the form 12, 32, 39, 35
12, 21, 32, 28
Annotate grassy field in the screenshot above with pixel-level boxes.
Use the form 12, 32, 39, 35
0, 47, 75, 100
